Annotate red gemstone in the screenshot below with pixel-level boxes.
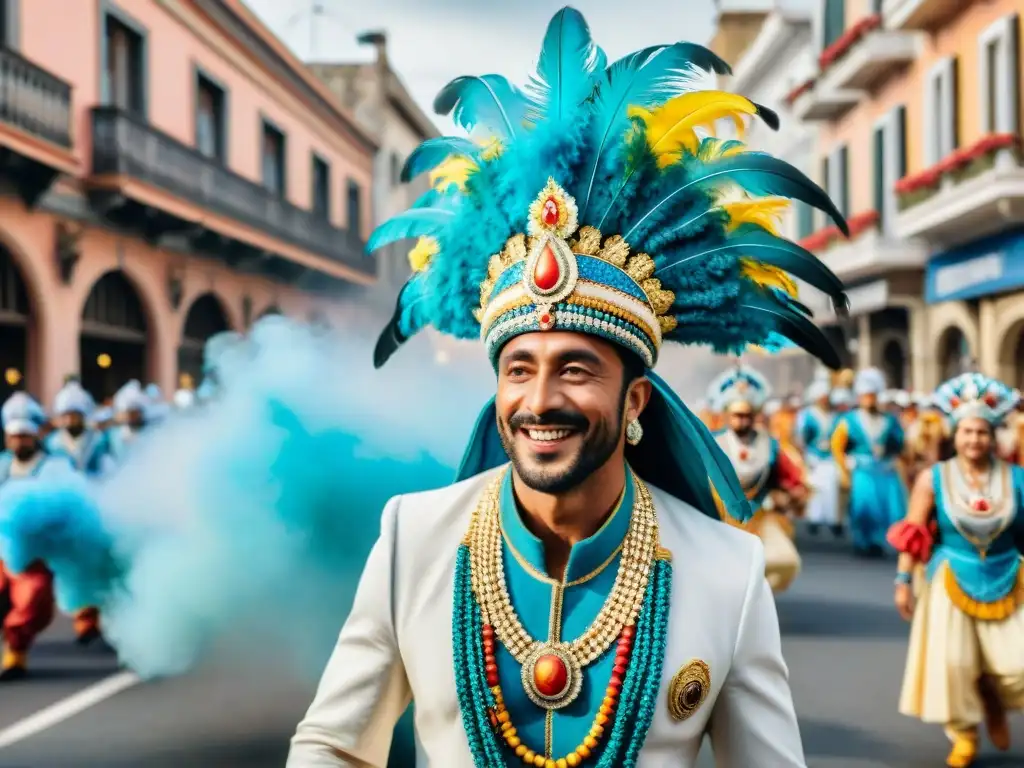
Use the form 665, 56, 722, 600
533, 243, 561, 291
612, 663, 628, 677
984, 393, 998, 407
533, 654, 568, 697
482, 625, 494, 638
540, 313, 551, 325
739, 449, 749, 461
950, 396, 961, 408
542, 197, 559, 226
972, 498, 990, 512
614, 653, 629, 667
608, 678, 623, 692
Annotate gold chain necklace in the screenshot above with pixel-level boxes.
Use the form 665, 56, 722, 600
468, 469, 658, 711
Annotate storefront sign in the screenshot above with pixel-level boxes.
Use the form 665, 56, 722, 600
925, 228, 1024, 303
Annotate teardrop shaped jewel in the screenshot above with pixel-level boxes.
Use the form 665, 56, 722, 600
533, 242, 561, 291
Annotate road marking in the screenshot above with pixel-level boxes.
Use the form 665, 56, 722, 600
0, 670, 142, 749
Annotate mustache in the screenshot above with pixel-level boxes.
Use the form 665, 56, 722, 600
508, 410, 590, 432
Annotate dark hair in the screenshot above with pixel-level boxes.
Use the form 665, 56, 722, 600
614, 346, 646, 391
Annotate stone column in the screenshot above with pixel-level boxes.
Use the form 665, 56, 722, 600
978, 298, 999, 379
856, 314, 873, 369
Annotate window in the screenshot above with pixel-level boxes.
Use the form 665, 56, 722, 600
871, 0, 883, 13
103, 11, 146, 115
261, 120, 286, 197
823, 0, 845, 49
873, 125, 885, 230
312, 154, 330, 219
346, 179, 362, 238
979, 15, 1020, 134
390, 152, 402, 186
797, 202, 814, 239
195, 72, 226, 163
924, 57, 958, 165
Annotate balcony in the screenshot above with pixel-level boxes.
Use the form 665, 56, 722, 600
0, 45, 78, 205
883, 0, 962, 31
88, 107, 373, 287
791, 81, 863, 122
800, 211, 929, 284
893, 135, 1024, 247
818, 28, 917, 91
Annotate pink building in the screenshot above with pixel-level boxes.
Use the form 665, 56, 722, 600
0, 0, 377, 407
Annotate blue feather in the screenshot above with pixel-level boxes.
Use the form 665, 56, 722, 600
367, 208, 458, 252
578, 42, 732, 221
402, 137, 478, 183
433, 75, 530, 139
741, 291, 841, 368
526, 7, 606, 123
623, 153, 849, 244
656, 229, 845, 305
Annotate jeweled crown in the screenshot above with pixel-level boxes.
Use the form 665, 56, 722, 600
476, 179, 674, 367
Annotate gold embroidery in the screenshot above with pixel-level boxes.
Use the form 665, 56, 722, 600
667, 659, 711, 722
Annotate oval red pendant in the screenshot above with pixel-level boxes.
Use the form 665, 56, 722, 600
739, 449, 749, 461
533, 654, 568, 698
542, 197, 559, 226
533, 242, 561, 291
972, 498, 990, 513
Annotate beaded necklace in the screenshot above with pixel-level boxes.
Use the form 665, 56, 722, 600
453, 470, 672, 768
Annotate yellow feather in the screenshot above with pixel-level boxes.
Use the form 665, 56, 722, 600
408, 237, 439, 272
478, 136, 504, 161
429, 156, 478, 192
628, 91, 762, 168
722, 198, 790, 236
740, 259, 798, 297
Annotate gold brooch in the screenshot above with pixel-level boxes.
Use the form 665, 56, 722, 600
667, 659, 710, 722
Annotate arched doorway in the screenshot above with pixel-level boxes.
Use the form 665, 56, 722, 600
938, 326, 971, 381
881, 338, 906, 390
80, 271, 148, 403
0, 246, 30, 403
179, 293, 230, 388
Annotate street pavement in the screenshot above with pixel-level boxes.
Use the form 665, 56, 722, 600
0, 531, 1022, 767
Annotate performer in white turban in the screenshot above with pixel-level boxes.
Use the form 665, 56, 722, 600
797, 378, 842, 535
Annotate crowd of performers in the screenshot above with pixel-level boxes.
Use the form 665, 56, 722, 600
0, 375, 203, 681
697, 363, 1024, 767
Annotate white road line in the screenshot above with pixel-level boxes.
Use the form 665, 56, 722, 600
0, 670, 142, 749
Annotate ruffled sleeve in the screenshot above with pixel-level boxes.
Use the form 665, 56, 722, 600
886, 520, 934, 562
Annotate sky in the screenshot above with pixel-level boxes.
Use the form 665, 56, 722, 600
244, 0, 718, 130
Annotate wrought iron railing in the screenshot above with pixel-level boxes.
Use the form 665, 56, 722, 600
0, 46, 72, 148
90, 106, 370, 275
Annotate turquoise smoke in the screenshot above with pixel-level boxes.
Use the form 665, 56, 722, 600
0, 315, 486, 680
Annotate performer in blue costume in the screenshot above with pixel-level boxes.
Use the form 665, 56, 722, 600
107, 380, 153, 462
289, 7, 850, 767
889, 373, 1024, 768
708, 366, 808, 594
44, 379, 112, 645
798, 377, 842, 536
0, 393, 74, 680
46, 379, 114, 477
832, 367, 906, 556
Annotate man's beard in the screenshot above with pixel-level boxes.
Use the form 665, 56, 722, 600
66, 424, 85, 438
13, 445, 37, 462
498, 403, 625, 495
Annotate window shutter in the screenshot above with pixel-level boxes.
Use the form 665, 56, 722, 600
895, 105, 908, 179
839, 145, 850, 219
873, 127, 885, 227
946, 57, 959, 150
1008, 15, 1020, 133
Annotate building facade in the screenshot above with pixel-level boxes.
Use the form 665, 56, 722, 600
793, 0, 1023, 391
0, 0, 376, 407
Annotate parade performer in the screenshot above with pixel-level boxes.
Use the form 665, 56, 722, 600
44, 379, 113, 645
0, 393, 73, 680
710, 367, 808, 593
46, 379, 113, 477
889, 373, 1024, 768
832, 368, 906, 556
289, 10, 849, 764
107, 380, 152, 462
798, 379, 842, 536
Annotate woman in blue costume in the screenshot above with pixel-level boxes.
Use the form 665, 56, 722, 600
889, 373, 1024, 768
831, 367, 906, 556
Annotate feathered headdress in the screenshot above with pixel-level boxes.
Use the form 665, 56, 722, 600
367, 8, 850, 522
933, 373, 1019, 426
369, 7, 847, 369
708, 366, 771, 412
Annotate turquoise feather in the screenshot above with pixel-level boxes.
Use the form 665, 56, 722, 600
526, 7, 607, 123
366, 207, 458, 252
578, 42, 730, 220
434, 75, 530, 139
401, 137, 478, 183
740, 291, 841, 368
